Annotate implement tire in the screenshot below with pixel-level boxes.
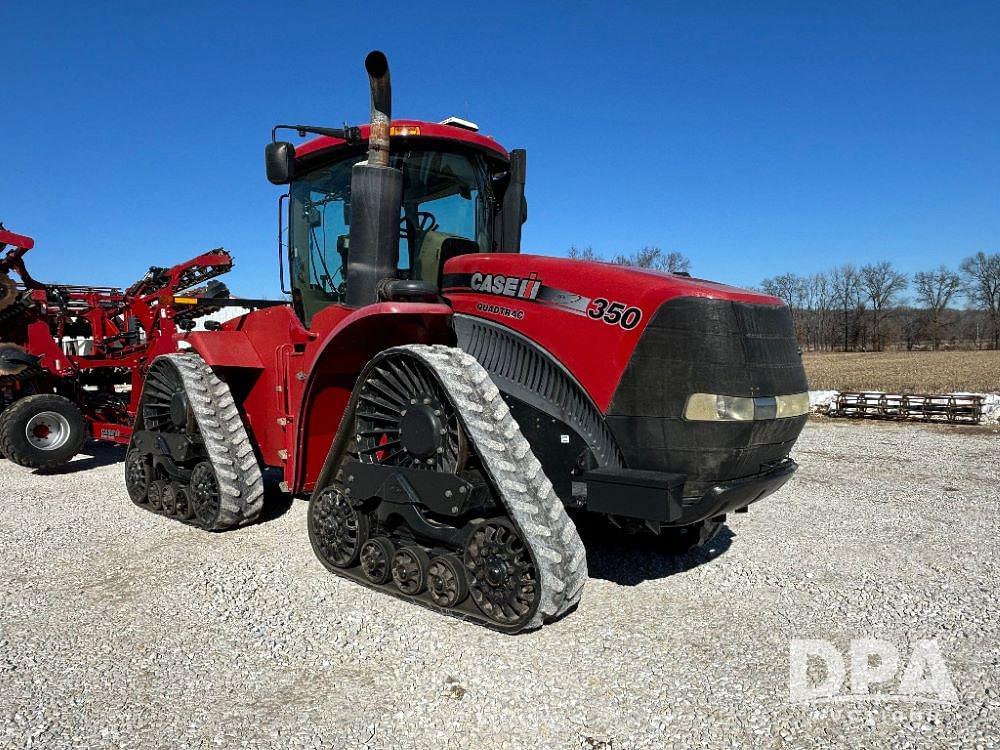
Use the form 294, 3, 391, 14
0, 394, 87, 469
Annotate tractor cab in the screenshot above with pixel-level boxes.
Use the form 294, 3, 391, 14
270, 120, 526, 326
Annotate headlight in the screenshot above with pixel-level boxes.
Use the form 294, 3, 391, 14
684, 392, 809, 421
775, 392, 810, 418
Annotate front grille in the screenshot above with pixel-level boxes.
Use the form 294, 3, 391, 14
606, 296, 808, 490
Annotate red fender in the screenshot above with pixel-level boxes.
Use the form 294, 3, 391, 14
181, 301, 454, 492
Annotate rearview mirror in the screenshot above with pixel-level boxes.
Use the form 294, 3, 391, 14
265, 141, 295, 185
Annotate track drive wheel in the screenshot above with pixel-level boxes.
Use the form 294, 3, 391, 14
0, 394, 87, 470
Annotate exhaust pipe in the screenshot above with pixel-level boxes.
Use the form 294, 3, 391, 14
345, 50, 403, 307
364, 50, 392, 168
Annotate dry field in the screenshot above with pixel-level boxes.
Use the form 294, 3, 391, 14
803, 349, 1000, 393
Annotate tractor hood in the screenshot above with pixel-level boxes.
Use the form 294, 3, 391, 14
443, 253, 807, 492
441, 253, 793, 412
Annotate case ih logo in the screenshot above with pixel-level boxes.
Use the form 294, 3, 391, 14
470, 272, 542, 300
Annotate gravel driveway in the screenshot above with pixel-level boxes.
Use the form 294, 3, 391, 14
2, 419, 998, 749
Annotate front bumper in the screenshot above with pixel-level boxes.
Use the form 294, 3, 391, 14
580, 458, 797, 527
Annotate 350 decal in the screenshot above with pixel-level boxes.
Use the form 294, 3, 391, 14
587, 298, 643, 330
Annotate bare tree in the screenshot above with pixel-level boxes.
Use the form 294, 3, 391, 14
761, 273, 803, 307
611, 246, 691, 274
567, 245, 600, 262
830, 265, 863, 351
861, 261, 908, 351
960, 251, 1000, 348
807, 272, 833, 351
913, 266, 962, 349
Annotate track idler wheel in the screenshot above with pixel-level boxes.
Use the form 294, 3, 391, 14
391, 546, 431, 595
428, 554, 469, 609
311, 487, 370, 567
360, 536, 395, 584
125, 449, 151, 505
189, 462, 222, 528
464, 519, 540, 628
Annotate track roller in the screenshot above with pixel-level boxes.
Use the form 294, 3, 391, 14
360, 537, 395, 584
428, 554, 468, 608
160, 483, 179, 516
147, 480, 166, 511
392, 546, 430, 595
173, 484, 195, 521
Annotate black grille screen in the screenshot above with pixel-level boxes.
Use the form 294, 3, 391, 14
606, 297, 808, 490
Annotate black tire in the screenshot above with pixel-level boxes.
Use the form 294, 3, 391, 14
0, 394, 87, 469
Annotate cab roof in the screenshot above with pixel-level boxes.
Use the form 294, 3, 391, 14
294, 119, 510, 163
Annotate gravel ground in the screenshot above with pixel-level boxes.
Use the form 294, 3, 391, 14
2, 419, 998, 749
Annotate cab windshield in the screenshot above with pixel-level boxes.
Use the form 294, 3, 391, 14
289, 147, 494, 324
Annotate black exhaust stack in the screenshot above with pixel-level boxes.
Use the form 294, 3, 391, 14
345, 51, 403, 307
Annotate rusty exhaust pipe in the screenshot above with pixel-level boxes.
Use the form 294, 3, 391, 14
364, 50, 391, 168
345, 50, 403, 307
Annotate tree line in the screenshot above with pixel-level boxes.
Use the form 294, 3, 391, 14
758, 253, 1000, 351
567, 245, 1000, 351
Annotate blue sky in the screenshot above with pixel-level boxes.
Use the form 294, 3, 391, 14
2, 1, 998, 298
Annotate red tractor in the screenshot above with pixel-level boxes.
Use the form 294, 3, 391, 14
125, 52, 808, 631
0, 224, 246, 468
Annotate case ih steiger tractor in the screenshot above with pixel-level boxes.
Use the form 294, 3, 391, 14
0, 223, 239, 469
124, 51, 809, 632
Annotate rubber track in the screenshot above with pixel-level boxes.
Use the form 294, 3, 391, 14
399, 344, 588, 629
148, 353, 264, 529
